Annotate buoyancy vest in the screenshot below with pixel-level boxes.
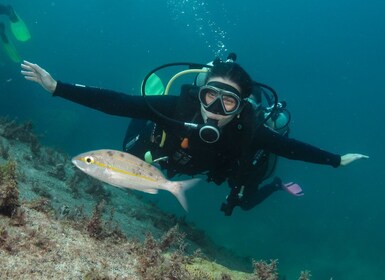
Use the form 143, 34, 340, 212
159, 84, 265, 186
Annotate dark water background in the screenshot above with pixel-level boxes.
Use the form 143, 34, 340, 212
1, 0, 384, 279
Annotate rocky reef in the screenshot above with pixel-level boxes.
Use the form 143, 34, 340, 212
0, 117, 311, 279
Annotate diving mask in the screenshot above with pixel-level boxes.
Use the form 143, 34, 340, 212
199, 81, 243, 116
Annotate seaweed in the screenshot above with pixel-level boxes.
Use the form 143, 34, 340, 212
47, 163, 66, 181
0, 138, 10, 159
298, 270, 312, 280
0, 161, 20, 217
0, 226, 14, 253
0, 119, 40, 155
133, 225, 195, 280
66, 170, 84, 198
25, 197, 53, 214
248, 259, 311, 280
85, 200, 126, 242
249, 259, 278, 280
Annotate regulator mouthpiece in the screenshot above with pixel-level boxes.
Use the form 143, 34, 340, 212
199, 118, 220, 143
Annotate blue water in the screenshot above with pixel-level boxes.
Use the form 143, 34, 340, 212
1, 0, 385, 279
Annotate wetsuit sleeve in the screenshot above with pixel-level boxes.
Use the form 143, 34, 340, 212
256, 125, 341, 167
53, 81, 178, 122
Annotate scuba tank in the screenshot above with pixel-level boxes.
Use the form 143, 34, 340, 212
249, 84, 292, 181
264, 101, 291, 136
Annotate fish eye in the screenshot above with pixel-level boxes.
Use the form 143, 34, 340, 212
85, 156, 94, 164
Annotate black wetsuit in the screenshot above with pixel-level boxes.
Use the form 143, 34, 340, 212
54, 81, 341, 214
0, 5, 17, 22
0, 5, 16, 44
0, 5, 8, 43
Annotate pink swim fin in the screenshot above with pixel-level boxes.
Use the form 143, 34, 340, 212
282, 182, 304, 196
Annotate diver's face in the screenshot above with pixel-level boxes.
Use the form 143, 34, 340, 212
200, 77, 243, 116
204, 90, 238, 113
199, 77, 243, 127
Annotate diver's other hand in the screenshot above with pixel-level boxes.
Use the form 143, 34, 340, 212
21, 60, 57, 94
340, 153, 369, 166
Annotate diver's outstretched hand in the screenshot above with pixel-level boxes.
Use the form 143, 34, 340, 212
340, 153, 369, 166
21, 60, 57, 94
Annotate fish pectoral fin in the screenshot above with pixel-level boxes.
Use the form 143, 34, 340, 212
142, 188, 158, 194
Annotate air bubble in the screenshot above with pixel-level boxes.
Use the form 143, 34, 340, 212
167, 0, 229, 57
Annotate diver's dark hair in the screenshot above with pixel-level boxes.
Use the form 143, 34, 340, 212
227, 52, 237, 62
205, 60, 253, 99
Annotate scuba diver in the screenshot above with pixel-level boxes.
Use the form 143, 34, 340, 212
122, 53, 298, 211
20, 57, 369, 216
0, 4, 31, 63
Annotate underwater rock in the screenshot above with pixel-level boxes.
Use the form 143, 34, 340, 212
0, 117, 312, 279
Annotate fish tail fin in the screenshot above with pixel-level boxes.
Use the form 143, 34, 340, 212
168, 178, 200, 212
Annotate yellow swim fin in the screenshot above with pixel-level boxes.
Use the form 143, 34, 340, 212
7, 6, 31, 42
0, 23, 21, 63
2, 41, 21, 63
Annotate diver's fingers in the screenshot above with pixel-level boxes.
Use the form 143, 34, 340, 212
21, 62, 39, 77
22, 60, 37, 68
21, 63, 31, 71
21, 69, 37, 77
21, 70, 40, 82
21, 67, 43, 83
340, 153, 370, 166
358, 154, 369, 159
350, 153, 369, 160
23, 75, 41, 84
22, 60, 48, 77
21, 64, 34, 75
21, 60, 36, 72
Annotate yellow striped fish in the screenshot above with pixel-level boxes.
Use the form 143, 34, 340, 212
71, 149, 199, 211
